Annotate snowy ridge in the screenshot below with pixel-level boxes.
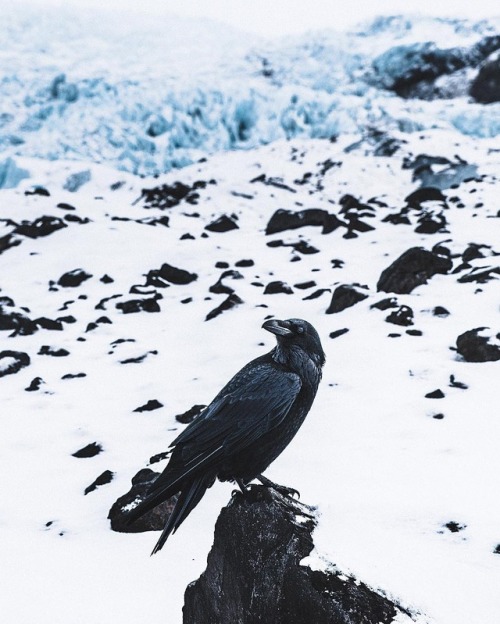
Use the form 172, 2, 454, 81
1, 127, 499, 623
1, 8, 499, 175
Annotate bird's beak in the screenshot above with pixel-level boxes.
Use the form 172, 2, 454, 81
262, 319, 292, 336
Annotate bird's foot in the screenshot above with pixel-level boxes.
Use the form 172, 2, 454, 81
257, 474, 300, 500
232, 478, 251, 497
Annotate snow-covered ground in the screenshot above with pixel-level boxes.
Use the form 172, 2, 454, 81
1, 127, 499, 623
1, 5, 500, 624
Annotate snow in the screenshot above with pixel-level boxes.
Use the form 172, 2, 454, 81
1, 6, 500, 624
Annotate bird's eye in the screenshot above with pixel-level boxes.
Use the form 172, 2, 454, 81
296, 326, 304, 334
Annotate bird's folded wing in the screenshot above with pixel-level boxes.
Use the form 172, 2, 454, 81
172, 363, 301, 461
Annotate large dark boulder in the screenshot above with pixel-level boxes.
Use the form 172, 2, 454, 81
377, 247, 452, 294
184, 486, 402, 624
470, 56, 500, 104
456, 327, 500, 362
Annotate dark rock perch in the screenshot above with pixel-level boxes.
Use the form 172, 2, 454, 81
183, 486, 402, 624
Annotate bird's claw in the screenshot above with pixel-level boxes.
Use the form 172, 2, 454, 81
257, 475, 300, 500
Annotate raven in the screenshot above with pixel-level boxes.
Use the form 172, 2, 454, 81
127, 318, 325, 554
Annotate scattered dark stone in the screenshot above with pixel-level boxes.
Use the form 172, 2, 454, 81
449, 375, 468, 389
15, 216, 67, 238
96, 316, 112, 324
377, 247, 452, 294
95, 294, 122, 310
235, 259, 254, 267
129, 285, 158, 296
56, 202, 76, 211
470, 56, 500, 104
433, 306, 450, 317
176, 404, 207, 424
250, 174, 296, 193
205, 215, 239, 233
84, 470, 114, 495
425, 389, 445, 399
330, 259, 344, 268
382, 208, 412, 225
24, 186, 50, 196
264, 281, 293, 295
302, 288, 330, 301
184, 486, 401, 624
457, 266, 500, 284
294, 281, 316, 290
209, 270, 243, 295
61, 372, 86, 379
494, 545, 500, 555
388, 333, 401, 338
57, 269, 92, 288
432, 413, 445, 419
38, 345, 69, 357
444, 521, 466, 533
291, 240, 320, 255
138, 180, 212, 210
265, 208, 342, 235
415, 212, 448, 234
25, 376, 43, 391
63, 170, 91, 192
205, 294, 243, 321
145, 262, 198, 287
371, 297, 398, 311
85, 322, 98, 332
72, 442, 103, 458
57, 315, 77, 324
0, 306, 38, 336
0, 234, 22, 255
456, 327, 500, 362
35, 317, 63, 331
108, 468, 178, 532
326, 284, 368, 314
133, 399, 164, 413
406, 329, 423, 336
180, 233, 195, 240
215, 261, 230, 269
405, 187, 446, 208
385, 305, 414, 326
116, 298, 161, 314
407, 155, 477, 190
181, 297, 192, 304
461, 243, 496, 265
329, 328, 349, 339
149, 451, 171, 465
64, 213, 91, 224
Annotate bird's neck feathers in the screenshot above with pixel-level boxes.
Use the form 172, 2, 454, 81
272, 344, 324, 385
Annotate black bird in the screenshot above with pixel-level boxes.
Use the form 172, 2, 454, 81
127, 318, 325, 554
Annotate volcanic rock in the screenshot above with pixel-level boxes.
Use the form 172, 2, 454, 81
108, 468, 178, 533
326, 284, 368, 314
183, 486, 401, 624
456, 328, 500, 362
0, 350, 30, 377
377, 246, 452, 294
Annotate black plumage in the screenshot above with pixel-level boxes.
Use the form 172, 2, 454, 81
127, 318, 325, 554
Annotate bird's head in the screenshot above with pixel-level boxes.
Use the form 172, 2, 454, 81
262, 318, 325, 368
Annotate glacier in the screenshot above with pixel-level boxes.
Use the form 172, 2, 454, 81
1, 6, 499, 177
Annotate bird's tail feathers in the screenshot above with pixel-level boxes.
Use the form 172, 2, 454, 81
125, 480, 180, 525
151, 473, 214, 555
